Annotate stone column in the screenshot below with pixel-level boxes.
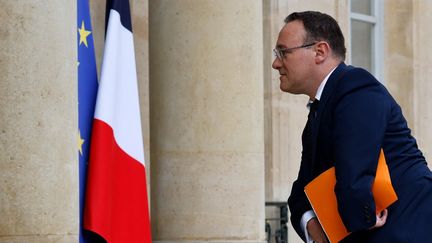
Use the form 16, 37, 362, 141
413, 0, 432, 163
149, 1, 265, 242
0, 1, 77, 242
384, 0, 414, 126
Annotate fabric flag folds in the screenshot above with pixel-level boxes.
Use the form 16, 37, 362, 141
83, 0, 152, 242
77, 0, 99, 242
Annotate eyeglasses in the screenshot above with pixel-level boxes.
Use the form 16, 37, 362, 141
273, 42, 317, 60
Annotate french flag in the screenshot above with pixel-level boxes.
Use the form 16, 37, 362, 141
84, 0, 152, 242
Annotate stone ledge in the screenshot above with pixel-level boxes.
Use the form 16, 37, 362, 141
0, 234, 78, 243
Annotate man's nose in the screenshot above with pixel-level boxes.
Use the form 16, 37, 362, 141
272, 57, 282, 70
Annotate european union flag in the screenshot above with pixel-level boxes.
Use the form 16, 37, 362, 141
77, 0, 99, 242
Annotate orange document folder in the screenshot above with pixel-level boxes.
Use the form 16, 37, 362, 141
304, 150, 398, 243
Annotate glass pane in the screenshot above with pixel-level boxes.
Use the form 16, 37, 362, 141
351, 0, 372, 15
351, 20, 372, 72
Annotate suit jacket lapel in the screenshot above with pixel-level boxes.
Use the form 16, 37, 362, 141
311, 62, 353, 168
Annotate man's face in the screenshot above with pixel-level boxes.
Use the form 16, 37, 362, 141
272, 21, 316, 95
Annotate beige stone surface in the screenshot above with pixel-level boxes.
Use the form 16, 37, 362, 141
413, 0, 432, 163
282, 0, 341, 15
384, 0, 414, 126
131, 0, 151, 170
89, 0, 105, 73
152, 153, 264, 240
0, 0, 77, 239
0, 235, 78, 243
149, 0, 265, 240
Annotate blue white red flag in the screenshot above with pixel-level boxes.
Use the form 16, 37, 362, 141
83, 0, 152, 242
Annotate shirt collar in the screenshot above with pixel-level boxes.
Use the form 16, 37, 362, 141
315, 66, 337, 101
306, 66, 337, 108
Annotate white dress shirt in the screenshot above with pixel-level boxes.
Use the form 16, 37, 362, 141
301, 67, 336, 243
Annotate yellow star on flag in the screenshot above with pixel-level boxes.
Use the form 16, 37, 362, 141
78, 130, 85, 156
78, 20, 91, 47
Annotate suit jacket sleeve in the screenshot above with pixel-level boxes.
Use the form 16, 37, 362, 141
332, 69, 391, 232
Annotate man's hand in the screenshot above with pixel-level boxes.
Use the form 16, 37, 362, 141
370, 209, 388, 229
307, 217, 329, 243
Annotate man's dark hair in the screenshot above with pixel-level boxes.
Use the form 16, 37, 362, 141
285, 11, 346, 61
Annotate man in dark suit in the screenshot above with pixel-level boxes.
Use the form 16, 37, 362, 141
272, 11, 432, 242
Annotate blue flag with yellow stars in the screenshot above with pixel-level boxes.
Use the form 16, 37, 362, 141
77, 0, 99, 242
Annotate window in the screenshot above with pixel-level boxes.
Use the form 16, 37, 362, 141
349, 0, 383, 80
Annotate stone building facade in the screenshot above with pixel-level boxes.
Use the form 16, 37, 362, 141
1, 1, 431, 242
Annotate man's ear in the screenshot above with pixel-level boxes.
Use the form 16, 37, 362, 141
314, 41, 330, 64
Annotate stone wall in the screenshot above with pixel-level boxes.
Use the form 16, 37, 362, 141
0, 1, 77, 242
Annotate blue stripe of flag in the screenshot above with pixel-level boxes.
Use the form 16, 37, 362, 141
77, 0, 99, 242
106, 0, 132, 32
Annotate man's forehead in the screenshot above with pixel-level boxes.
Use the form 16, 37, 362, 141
276, 21, 305, 47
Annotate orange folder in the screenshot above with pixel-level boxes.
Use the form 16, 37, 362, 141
304, 150, 398, 242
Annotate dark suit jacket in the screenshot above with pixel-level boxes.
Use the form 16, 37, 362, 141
288, 63, 432, 242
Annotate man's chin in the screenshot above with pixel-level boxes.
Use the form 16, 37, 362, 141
280, 84, 301, 94
279, 82, 292, 93
279, 85, 288, 92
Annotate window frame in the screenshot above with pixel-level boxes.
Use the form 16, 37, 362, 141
349, 0, 384, 82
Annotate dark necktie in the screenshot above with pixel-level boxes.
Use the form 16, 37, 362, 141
308, 99, 319, 145
308, 99, 319, 121
302, 99, 319, 173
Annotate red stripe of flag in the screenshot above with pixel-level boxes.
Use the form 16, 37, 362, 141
84, 120, 151, 242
